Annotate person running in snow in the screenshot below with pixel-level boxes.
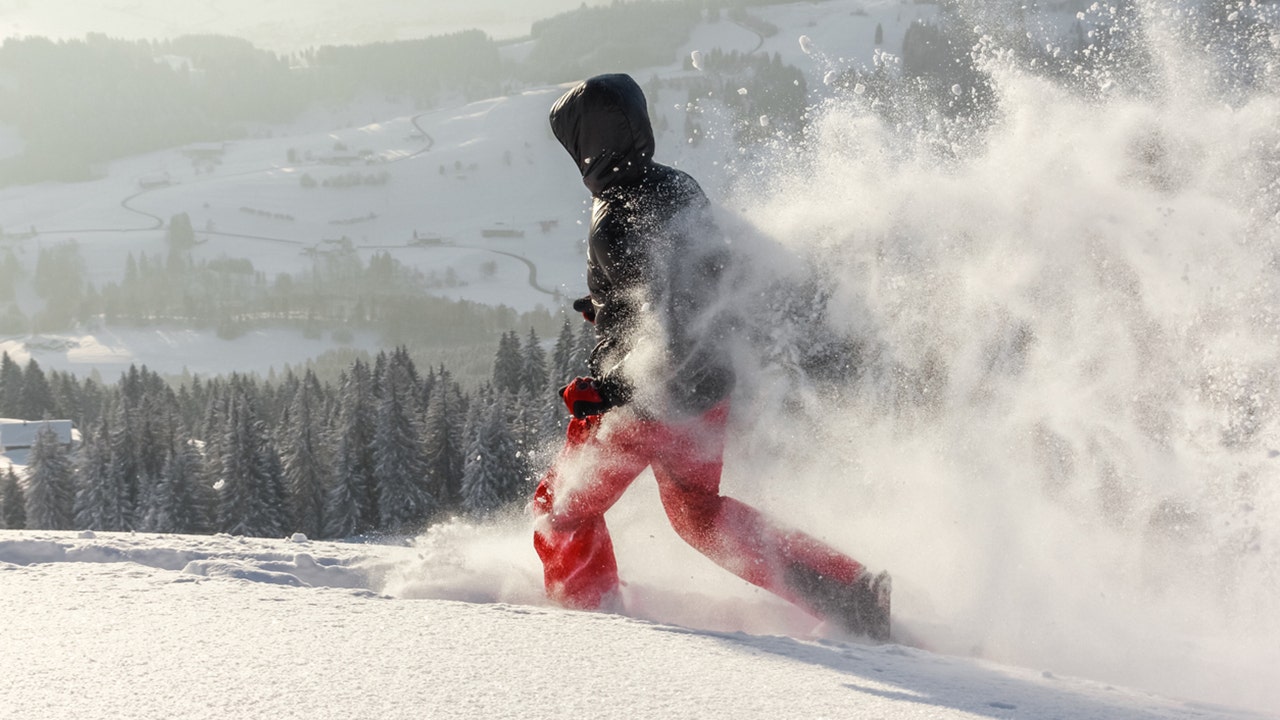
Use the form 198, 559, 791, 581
533, 73, 891, 640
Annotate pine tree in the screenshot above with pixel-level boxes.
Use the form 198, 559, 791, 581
131, 391, 171, 524
73, 419, 130, 531
373, 359, 435, 532
215, 383, 287, 538
167, 212, 196, 249
20, 359, 55, 420
49, 371, 85, 426
106, 399, 141, 530
281, 370, 331, 538
0, 352, 22, 417
144, 438, 207, 534
1, 467, 25, 529
24, 422, 75, 530
460, 396, 522, 515
423, 368, 466, 511
492, 331, 523, 394
326, 363, 377, 538
521, 328, 549, 395
551, 320, 577, 387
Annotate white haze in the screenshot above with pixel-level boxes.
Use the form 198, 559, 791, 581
0, 0, 607, 50
639, 4, 1280, 714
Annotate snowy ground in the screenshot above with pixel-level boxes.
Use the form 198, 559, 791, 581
0, 525, 1261, 720
0, 326, 384, 379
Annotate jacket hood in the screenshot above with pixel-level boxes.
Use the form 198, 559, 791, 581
550, 73, 655, 196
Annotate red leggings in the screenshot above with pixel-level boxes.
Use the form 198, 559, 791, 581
532, 402, 866, 615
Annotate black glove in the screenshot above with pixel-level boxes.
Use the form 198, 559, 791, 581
572, 296, 597, 324
559, 376, 611, 419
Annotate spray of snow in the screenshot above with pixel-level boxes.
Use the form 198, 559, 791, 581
376, 3, 1280, 713
701, 1, 1280, 712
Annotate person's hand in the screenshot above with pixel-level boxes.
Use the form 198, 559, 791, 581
560, 377, 610, 419
572, 296, 596, 324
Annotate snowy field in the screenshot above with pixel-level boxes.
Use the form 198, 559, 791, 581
0, 326, 384, 379
0, 526, 1261, 720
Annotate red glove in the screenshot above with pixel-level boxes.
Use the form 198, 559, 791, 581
572, 296, 597, 324
560, 377, 610, 419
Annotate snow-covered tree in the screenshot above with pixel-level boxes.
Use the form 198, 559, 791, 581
0, 351, 22, 417
281, 370, 331, 538
520, 327, 548, 395
131, 391, 173, 516
492, 331, 523, 395
24, 422, 75, 530
20, 359, 55, 420
214, 382, 287, 538
326, 362, 377, 538
143, 439, 207, 534
460, 396, 522, 515
423, 368, 466, 511
550, 320, 580, 387
1, 466, 25, 529
73, 419, 130, 531
104, 399, 141, 530
373, 360, 435, 532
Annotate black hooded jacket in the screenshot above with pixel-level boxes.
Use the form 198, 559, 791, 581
550, 74, 734, 417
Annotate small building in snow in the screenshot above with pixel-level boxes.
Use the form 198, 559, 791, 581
0, 419, 77, 468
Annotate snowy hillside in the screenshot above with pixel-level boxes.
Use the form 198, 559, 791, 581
0, 0, 943, 378
0, 527, 1259, 720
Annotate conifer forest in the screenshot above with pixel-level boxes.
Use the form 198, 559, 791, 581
0, 320, 595, 538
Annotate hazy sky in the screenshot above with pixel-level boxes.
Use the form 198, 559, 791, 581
0, 0, 605, 51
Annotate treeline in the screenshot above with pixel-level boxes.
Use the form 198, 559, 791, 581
0, 31, 502, 185
0, 34, 302, 184
4, 237, 560, 351
0, 320, 597, 538
523, 0, 806, 82
525, 0, 703, 82
303, 31, 501, 103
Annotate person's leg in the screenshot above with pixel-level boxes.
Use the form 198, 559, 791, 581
652, 402, 889, 638
532, 413, 651, 610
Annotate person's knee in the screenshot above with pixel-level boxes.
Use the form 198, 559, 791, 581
661, 484, 721, 542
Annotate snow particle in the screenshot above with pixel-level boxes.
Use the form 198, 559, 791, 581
289, 532, 309, 543
951, 84, 963, 96
799, 35, 814, 54
738, 87, 749, 95
823, 71, 837, 85
691, 50, 704, 71
855, 83, 867, 95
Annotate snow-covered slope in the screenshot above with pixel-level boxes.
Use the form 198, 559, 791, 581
0, 527, 1256, 720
